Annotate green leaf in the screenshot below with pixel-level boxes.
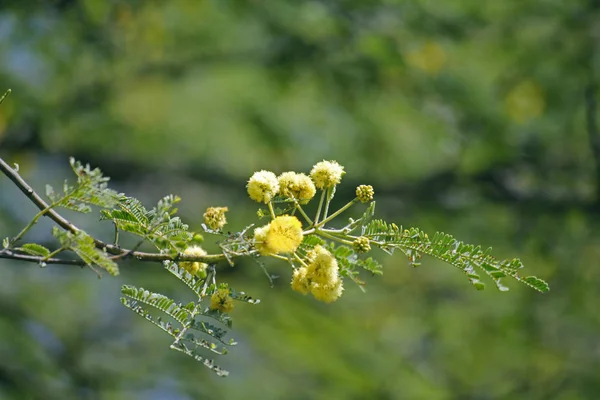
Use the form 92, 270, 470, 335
164, 261, 207, 298
52, 227, 119, 276
362, 220, 549, 293
120, 297, 179, 338
17, 243, 51, 258
101, 195, 192, 253
121, 285, 193, 325
170, 341, 229, 377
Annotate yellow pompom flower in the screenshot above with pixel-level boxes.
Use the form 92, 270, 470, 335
310, 160, 345, 189
265, 215, 304, 254
247, 170, 279, 203
310, 279, 344, 303
253, 225, 272, 255
179, 245, 208, 278
305, 245, 339, 284
203, 206, 228, 230
278, 172, 316, 203
291, 267, 311, 295
210, 287, 234, 313
254, 215, 304, 255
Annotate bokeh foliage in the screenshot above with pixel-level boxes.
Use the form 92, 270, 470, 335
1, 0, 599, 399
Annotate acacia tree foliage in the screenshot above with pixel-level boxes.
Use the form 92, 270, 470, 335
0, 90, 548, 376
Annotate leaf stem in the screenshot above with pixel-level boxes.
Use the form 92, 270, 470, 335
316, 229, 353, 246
313, 190, 326, 226
315, 198, 358, 228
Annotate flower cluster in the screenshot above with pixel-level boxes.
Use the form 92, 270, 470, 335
244, 160, 377, 303
291, 246, 344, 303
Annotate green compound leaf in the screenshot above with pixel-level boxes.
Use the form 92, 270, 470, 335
120, 283, 239, 377
170, 341, 230, 377
17, 243, 51, 258
101, 195, 192, 254
121, 285, 194, 325
120, 297, 179, 338
52, 227, 118, 276
48, 159, 121, 214
362, 220, 549, 293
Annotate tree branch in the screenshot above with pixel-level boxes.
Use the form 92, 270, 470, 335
0, 156, 228, 267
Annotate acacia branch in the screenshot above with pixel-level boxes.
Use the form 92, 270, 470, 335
0, 156, 227, 267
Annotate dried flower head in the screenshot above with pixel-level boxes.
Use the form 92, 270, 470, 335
247, 170, 279, 203
203, 206, 228, 230
356, 184, 374, 203
291, 267, 311, 295
179, 245, 208, 278
278, 172, 316, 203
210, 287, 234, 313
310, 160, 345, 189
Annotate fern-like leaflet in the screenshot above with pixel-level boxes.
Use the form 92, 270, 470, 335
121, 263, 258, 376
101, 195, 193, 254
361, 220, 549, 292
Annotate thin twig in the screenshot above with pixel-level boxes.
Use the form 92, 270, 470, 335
0, 250, 86, 266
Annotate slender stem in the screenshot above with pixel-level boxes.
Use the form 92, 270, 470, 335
313, 190, 326, 226
322, 187, 332, 222
268, 202, 276, 219
293, 252, 308, 268
0, 89, 10, 106
292, 200, 313, 225
316, 229, 353, 246
270, 254, 290, 262
43, 246, 67, 260
315, 198, 358, 228
0, 249, 86, 266
10, 204, 55, 246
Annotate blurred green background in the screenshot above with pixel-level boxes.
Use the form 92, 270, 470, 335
1, 1, 599, 399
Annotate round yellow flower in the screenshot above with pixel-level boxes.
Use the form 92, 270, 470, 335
311, 279, 344, 303
278, 172, 316, 203
310, 160, 345, 189
203, 206, 228, 230
179, 245, 208, 278
210, 287, 234, 313
247, 170, 279, 203
291, 267, 311, 295
265, 215, 304, 254
305, 245, 339, 285
253, 225, 272, 255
